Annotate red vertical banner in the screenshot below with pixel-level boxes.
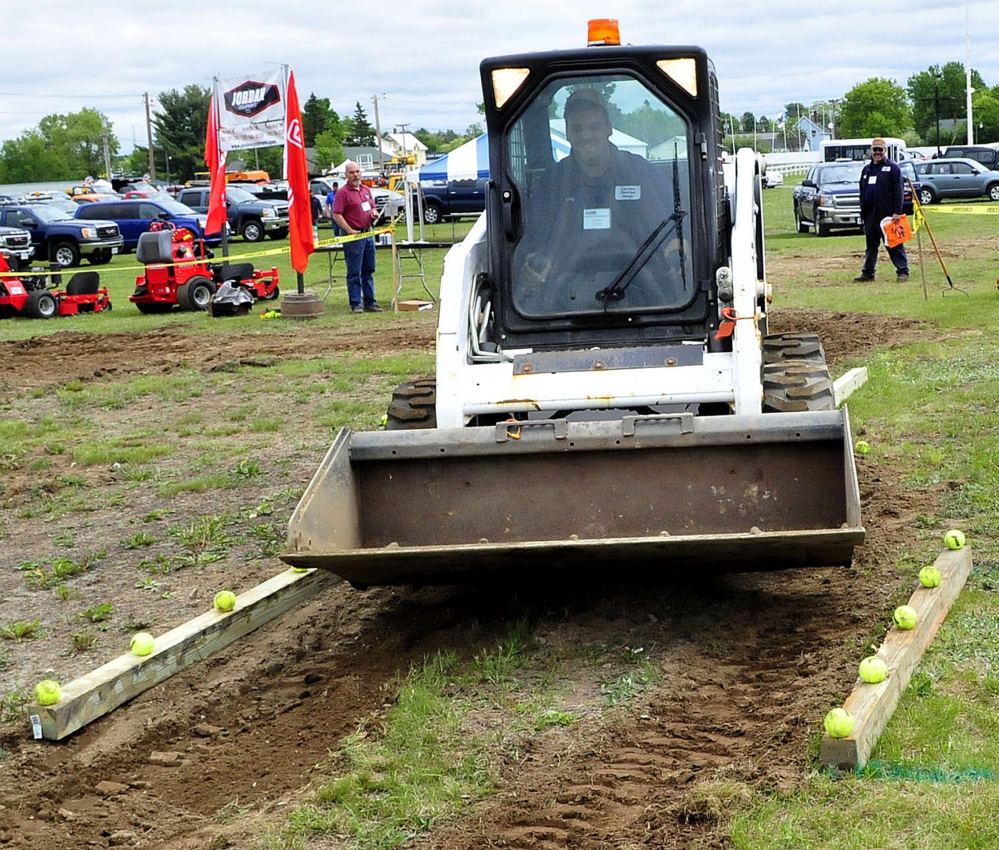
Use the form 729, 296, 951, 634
284, 71, 314, 273
204, 93, 228, 236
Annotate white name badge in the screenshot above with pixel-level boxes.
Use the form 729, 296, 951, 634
583, 208, 611, 230
361, 201, 372, 211
881, 166, 892, 172
868, 176, 877, 184
615, 185, 641, 201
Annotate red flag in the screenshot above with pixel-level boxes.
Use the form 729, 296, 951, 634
204, 93, 228, 236
284, 71, 314, 273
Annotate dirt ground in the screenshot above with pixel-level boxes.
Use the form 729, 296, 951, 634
0, 302, 948, 849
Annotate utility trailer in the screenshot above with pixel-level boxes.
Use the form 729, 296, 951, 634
282, 20, 864, 586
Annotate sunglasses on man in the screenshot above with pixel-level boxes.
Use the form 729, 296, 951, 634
871, 146, 885, 152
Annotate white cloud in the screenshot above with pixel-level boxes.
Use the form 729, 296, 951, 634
1, 0, 995, 159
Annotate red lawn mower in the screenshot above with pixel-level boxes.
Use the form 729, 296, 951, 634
0, 252, 111, 319
131, 222, 280, 314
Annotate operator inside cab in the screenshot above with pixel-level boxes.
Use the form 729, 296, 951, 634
509, 76, 695, 318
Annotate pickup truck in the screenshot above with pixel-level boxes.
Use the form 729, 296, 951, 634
0, 203, 123, 267
174, 186, 290, 242
0, 224, 35, 269
416, 177, 486, 225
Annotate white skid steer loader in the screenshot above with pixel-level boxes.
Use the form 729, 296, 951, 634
282, 21, 863, 587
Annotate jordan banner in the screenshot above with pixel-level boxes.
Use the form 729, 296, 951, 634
214, 68, 286, 151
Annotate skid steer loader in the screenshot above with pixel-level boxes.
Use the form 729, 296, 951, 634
282, 21, 864, 587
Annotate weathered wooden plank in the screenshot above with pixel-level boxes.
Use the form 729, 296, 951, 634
821, 546, 973, 771
26, 567, 341, 741
834, 367, 869, 406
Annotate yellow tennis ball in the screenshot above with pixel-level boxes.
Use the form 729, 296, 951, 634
893, 605, 918, 630
130, 632, 155, 656
34, 679, 62, 706
854, 440, 871, 455
824, 708, 855, 738
858, 656, 888, 684
918, 565, 942, 588
944, 529, 966, 550
289, 566, 309, 573
213, 590, 237, 612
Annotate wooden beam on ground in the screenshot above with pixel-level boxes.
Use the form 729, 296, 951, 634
821, 546, 973, 771
834, 366, 868, 406
26, 567, 341, 741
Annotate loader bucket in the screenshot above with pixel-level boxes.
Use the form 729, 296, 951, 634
282, 409, 864, 586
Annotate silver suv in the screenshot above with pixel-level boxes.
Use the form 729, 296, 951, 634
912, 158, 999, 204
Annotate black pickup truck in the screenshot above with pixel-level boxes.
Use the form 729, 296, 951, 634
0, 203, 123, 267
175, 186, 289, 242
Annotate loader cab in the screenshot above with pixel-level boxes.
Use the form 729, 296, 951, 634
481, 46, 726, 350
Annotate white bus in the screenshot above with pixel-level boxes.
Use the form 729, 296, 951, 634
820, 137, 909, 163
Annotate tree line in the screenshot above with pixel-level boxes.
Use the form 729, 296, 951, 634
722, 62, 999, 153
0, 87, 481, 184
2, 62, 997, 184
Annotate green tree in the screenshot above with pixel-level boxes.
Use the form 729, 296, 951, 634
907, 62, 984, 144
838, 78, 912, 138
343, 102, 376, 146
972, 88, 999, 144
0, 132, 62, 182
314, 130, 345, 174
740, 112, 755, 133
0, 108, 115, 182
151, 85, 211, 182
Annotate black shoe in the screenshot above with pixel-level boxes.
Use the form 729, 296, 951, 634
350, 306, 364, 314
896, 273, 910, 282
364, 304, 384, 312
853, 274, 875, 282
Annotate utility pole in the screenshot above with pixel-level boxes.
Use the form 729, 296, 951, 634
100, 117, 113, 179
372, 93, 386, 172
919, 72, 952, 157
965, 0, 974, 144
144, 93, 157, 181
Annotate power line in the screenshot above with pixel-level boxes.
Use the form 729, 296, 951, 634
0, 91, 140, 99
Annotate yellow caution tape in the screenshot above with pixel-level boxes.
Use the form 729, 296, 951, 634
924, 204, 999, 215
0, 226, 394, 278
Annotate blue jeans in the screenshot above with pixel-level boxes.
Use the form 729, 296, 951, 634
342, 235, 377, 308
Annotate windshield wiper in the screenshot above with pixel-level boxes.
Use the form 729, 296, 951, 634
595, 149, 689, 306
594, 209, 686, 304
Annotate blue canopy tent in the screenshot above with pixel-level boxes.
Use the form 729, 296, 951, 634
419, 135, 490, 182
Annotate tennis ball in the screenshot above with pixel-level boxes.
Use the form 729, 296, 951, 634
289, 566, 309, 573
213, 590, 237, 612
130, 632, 155, 656
824, 707, 855, 738
919, 565, 942, 588
854, 440, 871, 455
944, 529, 966, 550
858, 656, 888, 684
893, 605, 918, 630
33, 679, 61, 706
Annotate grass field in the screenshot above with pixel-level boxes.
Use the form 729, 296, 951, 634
4, 188, 999, 850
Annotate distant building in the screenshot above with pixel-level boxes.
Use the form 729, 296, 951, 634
795, 116, 830, 152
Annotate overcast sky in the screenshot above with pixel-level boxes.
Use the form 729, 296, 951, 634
2, 0, 996, 156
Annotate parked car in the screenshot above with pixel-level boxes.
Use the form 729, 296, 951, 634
73, 197, 224, 251
911, 158, 999, 204
792, 160, 920, 236
763, 170, 784, 188
174, 185, 289, 242
0, 203, 123, 266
